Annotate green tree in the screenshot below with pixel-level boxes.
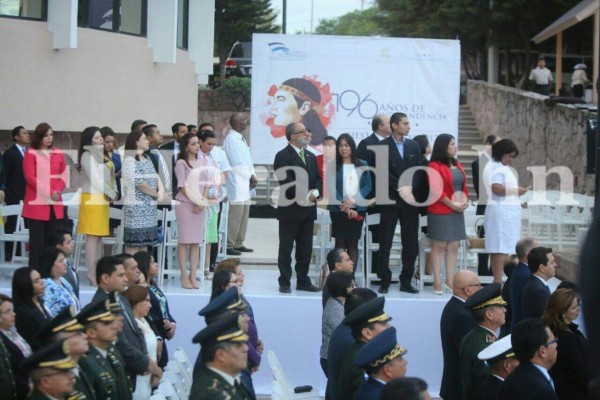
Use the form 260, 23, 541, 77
214, 0, 279, 77
315, 8, 385, 36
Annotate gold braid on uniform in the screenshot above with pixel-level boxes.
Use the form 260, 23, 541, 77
472, 295, 507, 310
367, 313, 390, 323
369, 344, 407, 368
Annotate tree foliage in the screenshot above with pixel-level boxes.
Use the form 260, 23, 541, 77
214, 0, 279, 76
315, 8, 385, 36
216, 77, 252, 111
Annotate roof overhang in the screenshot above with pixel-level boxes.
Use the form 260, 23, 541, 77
532, 0, 599, 44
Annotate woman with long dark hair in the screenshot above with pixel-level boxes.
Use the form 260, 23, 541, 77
426, 134, 468, 294
326, 133, 372, 271
22, 123, 67, 270
77, 126, 118, 285
39, 247, 80, 317
122, 130, 163, 254
12, 266, 50, 348
210, 269, 238, 301
134, 251, 176, 368
544, 288, 589, 400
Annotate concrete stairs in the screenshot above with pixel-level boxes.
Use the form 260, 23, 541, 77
458, 104, 483, 200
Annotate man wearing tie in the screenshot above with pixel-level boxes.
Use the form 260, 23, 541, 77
0, 126, 29, 260
522, 247, 556, 319
143, 124, 172, 204
159, 122, 188, 196
273, 122, 322, 293
378, 113, 424, 294
49, 229, 79, 298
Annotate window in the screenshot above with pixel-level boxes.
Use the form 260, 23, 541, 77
0, 0, 46, 20
78, 0, 146, 36
176, 0, 188, 49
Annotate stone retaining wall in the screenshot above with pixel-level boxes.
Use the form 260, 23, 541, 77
467, 80, 595, 194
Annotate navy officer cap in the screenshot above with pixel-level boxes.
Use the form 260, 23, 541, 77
20, 338, 76, 372
37, 306, 83, 343
342, 296, 391, 327
198, 287, 247, 324
354, 326, 407, 368
464, 282, 507, 311
192, 312, 248, 345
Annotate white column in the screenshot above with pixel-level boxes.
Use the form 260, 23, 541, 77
147, 0, 178, 63
47, 0, 77, 49
188, 0, 215, 84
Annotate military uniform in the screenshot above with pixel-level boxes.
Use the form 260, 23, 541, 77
28, 389, 54, 400
191, 367, 253, 400
459, 283, 507, 400
79, 345, 131, 400
353, 377, 384, 400
70, 367, 97, 400
0, 337, 16, 400
475, 333, 516, 400
476, 374, 503, 400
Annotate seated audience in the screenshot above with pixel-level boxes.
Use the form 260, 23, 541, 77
48, 229, 79, 298
320, 271, 354, 377
39, 247, 80, 317
543, 288, 589, 400
12, 266, 50, 349
522, 247, 556, 319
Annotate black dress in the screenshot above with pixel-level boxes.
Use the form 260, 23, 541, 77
549, 323, 589, 400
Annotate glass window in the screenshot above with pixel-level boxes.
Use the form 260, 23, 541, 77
87, 0, 114, 30
176, 0, 188, 49
78, 0, 146, 36
0, 0, 46, 19
121, 0, 144, 35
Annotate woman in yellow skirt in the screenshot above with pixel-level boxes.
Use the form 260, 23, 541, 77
77, 126, 117, 285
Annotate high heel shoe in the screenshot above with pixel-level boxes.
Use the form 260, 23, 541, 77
204, 268, 213, 281
444, 282, 453, 293
433, 282, 443, 295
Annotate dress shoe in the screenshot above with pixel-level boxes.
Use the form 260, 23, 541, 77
378, 286, 389, 294
226, 248, 242, 256
296, 284, 320, 292
279, 286, 291, 294
399, 284, 419, 294
234, 246, 254, 253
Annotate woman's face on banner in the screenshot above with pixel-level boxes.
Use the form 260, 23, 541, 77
270, 89, 302, 126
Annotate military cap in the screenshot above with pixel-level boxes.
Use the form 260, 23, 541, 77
37, 306, 83, 342
354, 326, 407, 369
342, 296, 391, 327
21, 339, 76, 372
478, 334, 515, 365
198, 287, 248, 323
464, 283, 507, 311
106, 291, 123, 313
192, 312, 248, 345
77, 299, 116, 325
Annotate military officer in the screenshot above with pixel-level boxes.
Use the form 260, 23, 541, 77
338, 296, 392, 400
353, 326, 408, 400
79, 299, 132, 400
21, 339, 76, 400
0, 332, 16, 399
459, 283, 507, 400
37, 306, 95, 400
190, 312, 253, 400
476, 334, 519, 400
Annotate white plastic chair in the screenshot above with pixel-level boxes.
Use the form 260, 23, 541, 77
166, 360, 191, 396
163, 367, 188, 400
100, 206, 124, 254
159, 207, 179, 285
364, 213, 381, 288
267, 350, 320, 400
173, 347, 193, 381
154, 379, 181, 400
0, 202, 29, 265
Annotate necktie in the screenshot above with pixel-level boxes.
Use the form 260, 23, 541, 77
154, 149, 171, 190
548, 375, 555, 390
299, 150, 306, 165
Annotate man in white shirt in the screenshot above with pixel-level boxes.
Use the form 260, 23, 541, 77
529, 57, 553, 96
223, 114, 256, 255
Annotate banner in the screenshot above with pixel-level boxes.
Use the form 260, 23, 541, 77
250, 33, 461, 165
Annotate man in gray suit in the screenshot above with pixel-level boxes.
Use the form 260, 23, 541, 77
90, 256, 163, 389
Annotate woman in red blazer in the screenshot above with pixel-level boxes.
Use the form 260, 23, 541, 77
22, 123, 68, 270
426, 134, 468, 294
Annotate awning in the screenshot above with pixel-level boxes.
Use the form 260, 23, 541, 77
532, 0, 599, 44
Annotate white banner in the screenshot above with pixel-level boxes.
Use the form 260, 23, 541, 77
250, 33, 461, 164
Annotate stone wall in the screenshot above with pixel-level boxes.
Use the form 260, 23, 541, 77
467, 80, 595, 194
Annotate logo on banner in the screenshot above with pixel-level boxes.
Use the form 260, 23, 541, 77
259, 75, 336, 146
268, 42, 307, 62
268, 42, 289, 54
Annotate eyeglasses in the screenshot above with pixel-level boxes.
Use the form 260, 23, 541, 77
544, 338, 559, 347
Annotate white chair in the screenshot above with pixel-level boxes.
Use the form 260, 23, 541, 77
215, 201, 229, 263
364, 213, 380, 288
100, 206, 124, 255
172, 347, 193, 381
0, 202, 29, 265
154, 379, 181, 400
150, 394, 168, 400
417, 215, 434, 291
67, 205, 86, 270
267, 351, 320, 400
163, 367, 188, 400
556, 193, 591, 249
159, 207, 178, 285
166, 360, 191, 396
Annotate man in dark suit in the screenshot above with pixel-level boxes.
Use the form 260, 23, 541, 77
143, 124, 172, 200
90, 256, 162, 390
273, 122, 322, 293
440, 271, 482, 400
48, 229, 79, 298
0, 126, 29, 259
357, 114, 391, 277
522, 247, 556, 319
354, 326, 407, 400
476, 334, 519, 400
509, 237, 539, 327
158, 122, 188, 196
377, 112, 424, 294
499, 318, 559, 399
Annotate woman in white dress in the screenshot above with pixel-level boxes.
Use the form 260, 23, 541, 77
483, 139, 529, 283
123, 284, 159, 400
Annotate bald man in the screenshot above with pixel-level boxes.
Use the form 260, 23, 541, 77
440, 271, 482, 400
